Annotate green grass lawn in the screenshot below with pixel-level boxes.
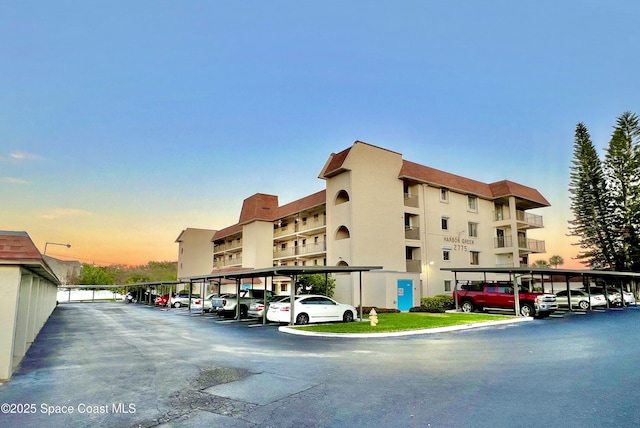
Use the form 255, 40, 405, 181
293, 312, 516, 334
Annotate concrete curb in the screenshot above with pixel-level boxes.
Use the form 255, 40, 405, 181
278, 316, 533, 338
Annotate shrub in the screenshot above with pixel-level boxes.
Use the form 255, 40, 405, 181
414, 294, 455, 313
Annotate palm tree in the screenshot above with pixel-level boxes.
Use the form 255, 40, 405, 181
531, 260, 550, 268
549, 255, 564, 268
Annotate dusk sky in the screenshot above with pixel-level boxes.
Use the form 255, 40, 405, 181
2, 1, 639, 267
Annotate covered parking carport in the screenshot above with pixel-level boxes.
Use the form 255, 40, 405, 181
183, 265, 382, 325
443, 267, 640, 315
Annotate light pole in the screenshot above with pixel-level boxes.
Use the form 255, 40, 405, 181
44, 242, 71, 255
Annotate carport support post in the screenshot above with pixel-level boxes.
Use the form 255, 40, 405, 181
290, 274, 297, 326
235, 278, 241, 320
453, 272, 459, 311
359, 271, 363, 321
262, 275, 267, 326
512, 272, 521, 316
568, 277, 574, 312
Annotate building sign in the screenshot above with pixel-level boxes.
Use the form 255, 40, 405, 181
443, 236, 475, 252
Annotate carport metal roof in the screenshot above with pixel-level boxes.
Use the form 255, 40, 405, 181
441, 266, 640, 315
440, 266, 640, 280
182, 265, 384, 282
183, 265, 383, 324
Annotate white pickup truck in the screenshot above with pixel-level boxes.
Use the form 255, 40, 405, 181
211, 289, 273, 319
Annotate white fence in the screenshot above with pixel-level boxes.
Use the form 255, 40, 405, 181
57, 289, 124, 302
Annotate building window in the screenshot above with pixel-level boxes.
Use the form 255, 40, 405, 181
441, 188, 449, 202
441, 217, 449, 230
470, 251, 480, 265
335, 190, 350, 204
443, 250, 450, 261
444, 280, 452, 292
281, 284, 288, 292
281, 243, 287, 250
468, 195, 478, 211
468, 222, 478, 238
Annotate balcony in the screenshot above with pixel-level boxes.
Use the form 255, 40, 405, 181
273, 241, 327, 259
406, 259, 422, 273
493, 210, 544, 229
516, 211, 544, 229
274, 216, 326, 238
213, 240, 242, 254
213, 255, 242, 268
404, 192, 419, 208
405, 226, 420, 240
521, 238, 545, 253
494, 236, 546, 253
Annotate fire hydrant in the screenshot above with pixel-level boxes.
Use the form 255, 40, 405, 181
369, 308, 378, 326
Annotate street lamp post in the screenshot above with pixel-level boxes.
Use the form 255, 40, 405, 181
44, 242, 71, 255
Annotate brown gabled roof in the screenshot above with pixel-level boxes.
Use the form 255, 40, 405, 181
273, 190, 325, 219
489, 180, 550, 207
212, 190, 326, 241
0, 231, 42, 260
399, 160, 550, 207
400, 160, 494, 198
319, 146, 351, 178
212, 223, 243, 241
238, 193, 279, 224
0, 231, 60, 284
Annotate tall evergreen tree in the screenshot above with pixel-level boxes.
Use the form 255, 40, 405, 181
568, 123, 617, 268
603, 112, 640, 270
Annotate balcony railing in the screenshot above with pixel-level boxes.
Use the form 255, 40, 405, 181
516, 210, 544, 228
274, 216, 327, 238
493, 210, 544, 228
405, 226, 420, 240
522, 238, 545, 253
213, 240, 242, 253
406, 259, 422, 273
404, 192, 419, 208
494, 236, 545, 253
493, 210, 510, 222
213, 255, 242, 268
273, 242, 327, 259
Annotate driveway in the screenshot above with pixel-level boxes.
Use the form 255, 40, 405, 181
1, 303, 640, 427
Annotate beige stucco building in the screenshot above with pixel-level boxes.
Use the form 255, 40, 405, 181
206, 141, 550, 310
175, 228, 217, 279
0, 231, 60, 380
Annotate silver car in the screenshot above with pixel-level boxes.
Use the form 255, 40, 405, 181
555, 290, 607, 310
248, 295, 289, 319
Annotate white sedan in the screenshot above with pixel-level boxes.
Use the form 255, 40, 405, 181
555, 290, 607, 310
266, 294, 357, 325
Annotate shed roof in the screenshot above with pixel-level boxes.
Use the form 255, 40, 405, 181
0, 231, 61, 284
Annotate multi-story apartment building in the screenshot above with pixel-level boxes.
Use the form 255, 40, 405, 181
208, 141, 550, 310
175, 228, 217, 279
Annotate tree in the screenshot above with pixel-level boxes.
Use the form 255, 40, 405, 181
568, 122, 617, 268
296, 273, 336, 297
548, 255, 564, 268
78, 263, 115, 285
531, 259, 550, 268
603, 112, 640, 270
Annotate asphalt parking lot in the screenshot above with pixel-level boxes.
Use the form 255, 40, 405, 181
2, 303, 640, 427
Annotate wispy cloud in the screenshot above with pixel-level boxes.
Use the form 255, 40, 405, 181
40, 208, 92, 220
2, 176, 28, 184
10, 151, 41, 161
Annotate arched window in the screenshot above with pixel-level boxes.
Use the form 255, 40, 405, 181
336, 226, 350, 240
335, 190, 350, 205
337, 260, 349, 267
